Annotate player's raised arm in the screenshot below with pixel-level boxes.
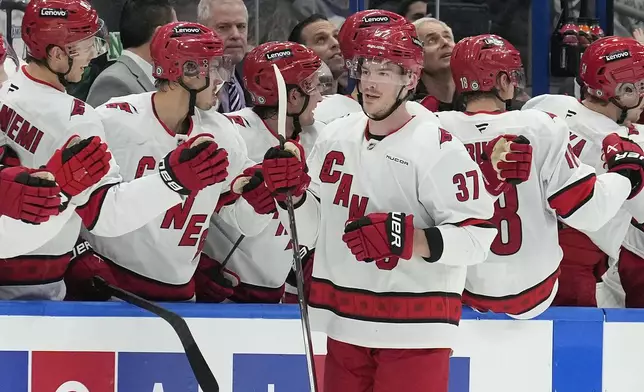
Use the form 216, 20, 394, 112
414, 131, 498, 266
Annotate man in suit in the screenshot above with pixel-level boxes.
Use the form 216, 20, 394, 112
86, 0, 177, 107
197, 0, 251, 113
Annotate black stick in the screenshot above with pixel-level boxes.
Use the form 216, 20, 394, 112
93, 277, 220, 392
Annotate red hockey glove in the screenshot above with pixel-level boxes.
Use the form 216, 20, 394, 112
0, 166, 61, 224
262, 140, 309, 196
342, 212, 415, 262
602, 133, 644, 199
64, 238, 117, 301
231, 165, 277, 214
46, 136, 112, 197
194, 253, 238, 303
0, 144, 20, 167
160, 135, 229, 195
480, 135, 532, 196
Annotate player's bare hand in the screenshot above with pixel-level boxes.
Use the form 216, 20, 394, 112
262, 140, 309, 199
0, 166, 61, 224
480, 134, 532, 196
160, 134, 229, 195
46, 136, 112, 197
602, 133, 644, 199
634, 28, 644, 44
342, 212, 415, 264
231, 165, 277, 214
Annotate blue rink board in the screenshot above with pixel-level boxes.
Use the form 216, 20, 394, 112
0, 302, 643, 392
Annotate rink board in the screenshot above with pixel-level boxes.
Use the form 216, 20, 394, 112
0, 303, 639, 391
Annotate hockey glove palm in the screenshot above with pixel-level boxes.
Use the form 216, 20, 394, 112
342, 212, 415, 262
480, 134, 532, 196
160, 135, 229, 195
262, 140, 309, 199
0, 166, 61, 224
194, 253, 238, 303
231, 165, 277, 214
46, 136, 112, 197
602, 133, 644, 199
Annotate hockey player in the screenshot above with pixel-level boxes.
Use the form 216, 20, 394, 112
204, 41, 324, 303
80, 22, 274, 302
0, 0, 228, 300
437, 34, 644, 318
261, 25, 497, 392
0, 34, 19, 85
523, 36, 644, 306
315, 9, 440, 125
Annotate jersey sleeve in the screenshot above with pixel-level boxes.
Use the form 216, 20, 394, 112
539, 115, 631, 231
0, 206, 77, 258
418, 131, 497, 266
62, 108, 184, 237
275, 135, 324, 249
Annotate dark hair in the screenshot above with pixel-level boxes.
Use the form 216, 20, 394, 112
288, 13, 328, 44
397, 0, 427, 18
119, 0, 175, 49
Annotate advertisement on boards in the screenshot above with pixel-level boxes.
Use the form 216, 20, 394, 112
602, 310, 644, 392
0, 303, 557, 392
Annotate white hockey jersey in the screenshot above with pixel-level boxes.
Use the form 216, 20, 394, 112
277, 112, 497, 349
204, 107, 325, 302
437, 109, 631, 318
313, 93, 439, 125
523, 94, 644, 259
85, 93, 271, 299
0, 67, 184, 300
0, 208, 75, 258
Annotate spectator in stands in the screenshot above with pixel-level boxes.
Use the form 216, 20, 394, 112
412, 17, 456, 111
198, 0, 252, 113
398, 0, 428, 22
288, 14, 347, 94
86, 0, 176, 107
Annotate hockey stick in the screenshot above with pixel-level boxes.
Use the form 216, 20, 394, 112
209, 234, 245, 288
271, 64, 319, 392
92, 276, 220, 392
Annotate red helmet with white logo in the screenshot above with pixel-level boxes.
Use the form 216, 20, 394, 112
150, 22, 229, 83
350, 25, 424, 78
243, 41, 322, 106
580, 36, 644, 102
450, 34, 524, 94
337, 10, 410, 61
22, 0, 108, 60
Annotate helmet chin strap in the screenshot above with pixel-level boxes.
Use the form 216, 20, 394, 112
179, 76, 211, 116
286, 86, 310, 139
45, 52, 74, 87
356, 81, 410, 121
609, 96, 643, 125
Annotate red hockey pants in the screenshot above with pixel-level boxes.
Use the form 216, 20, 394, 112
618, 247, 644, 308
324, 337, 450, 392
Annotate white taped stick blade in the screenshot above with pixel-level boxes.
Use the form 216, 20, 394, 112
191, 136, 215, 148
272, 64, 288, 139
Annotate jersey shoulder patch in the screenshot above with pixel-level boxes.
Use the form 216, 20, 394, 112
103, 102, 138, 114
438, 127, 453, 145
225, 114, 250, 128
70, 99, 86, 117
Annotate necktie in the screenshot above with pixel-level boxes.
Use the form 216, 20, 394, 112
227, 80, 242, 112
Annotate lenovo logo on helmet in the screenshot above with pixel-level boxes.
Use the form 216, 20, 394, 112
39, 8, 68, 18
362, 16, 390, 24
265, 49, 293, 61
604, 50, 631, 63
483, 37, 504, 47
173, 27, 202, 35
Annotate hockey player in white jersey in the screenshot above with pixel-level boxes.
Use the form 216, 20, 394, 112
438, 34, 644, 318
0, 0, 229, 300
261, 25, 497, 392
204, 41, 325, 303
78, 22, 274, 302
314, 9, 439, 125
523, 36, 644, 307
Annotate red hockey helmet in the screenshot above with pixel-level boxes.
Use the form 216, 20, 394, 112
22, 0, 108, 61
349, 25, 424, 82
337, 10, 410, 61
450, 34, 524, 94
150, 22, 231, 84
0, 34, 19, 73
580, 36, 644, 105
243, 41, 323, 106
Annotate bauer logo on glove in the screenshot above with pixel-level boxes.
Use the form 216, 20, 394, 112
342, 212, 415, 262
